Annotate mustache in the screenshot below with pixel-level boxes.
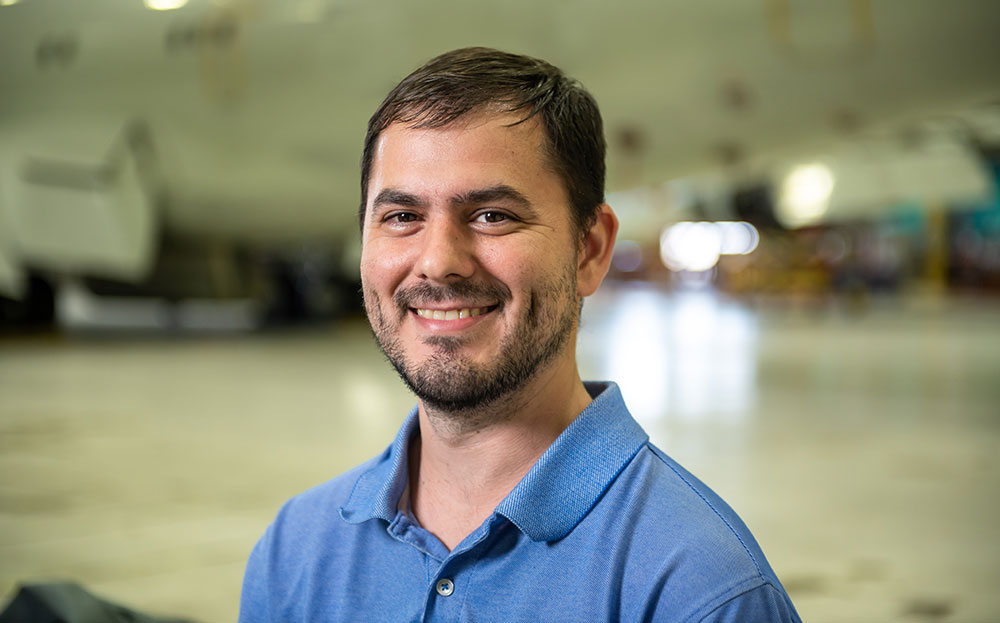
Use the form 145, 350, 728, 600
394, 281, 511, 308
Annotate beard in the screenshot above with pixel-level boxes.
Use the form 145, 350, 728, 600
364, 269, 578, 419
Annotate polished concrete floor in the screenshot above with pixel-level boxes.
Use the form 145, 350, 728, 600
1, 283, 998, 622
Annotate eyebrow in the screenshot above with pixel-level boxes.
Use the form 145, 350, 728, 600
450, 185, 533, 211
372, 188, 425, 212
371, 184, 538, 219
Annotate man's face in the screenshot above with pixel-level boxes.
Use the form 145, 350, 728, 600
360, 112, 584, 414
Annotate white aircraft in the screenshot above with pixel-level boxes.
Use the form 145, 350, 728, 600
1, 0, 998, 325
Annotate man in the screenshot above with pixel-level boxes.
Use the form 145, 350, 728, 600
239, 47, 800, 622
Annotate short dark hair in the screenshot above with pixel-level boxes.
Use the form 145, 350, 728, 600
359, 47, 606, 238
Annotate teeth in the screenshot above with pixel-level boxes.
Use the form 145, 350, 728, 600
415, 306, 489, 319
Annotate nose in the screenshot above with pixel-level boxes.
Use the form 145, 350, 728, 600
415, 215, 476, 282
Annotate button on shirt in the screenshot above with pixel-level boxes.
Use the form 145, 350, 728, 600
239, 382, 800, 623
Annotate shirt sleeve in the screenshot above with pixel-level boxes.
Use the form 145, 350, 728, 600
696, 583, 801, 623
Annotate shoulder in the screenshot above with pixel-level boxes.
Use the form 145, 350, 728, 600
604, 443, 798, 621
238, 454, 388, 623
693, 582, 802, 623
245, 447, 391, 576
629, 443, 770, 562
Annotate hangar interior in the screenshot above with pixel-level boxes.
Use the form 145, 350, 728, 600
1, 1, 999, 621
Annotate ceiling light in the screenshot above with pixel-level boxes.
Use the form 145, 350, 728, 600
777, 163, 835, 227
143, 0, 189, 10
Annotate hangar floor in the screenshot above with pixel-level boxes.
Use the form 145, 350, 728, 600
1, 282, 998, 622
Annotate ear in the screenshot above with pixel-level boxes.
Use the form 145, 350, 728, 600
577, 203, 619, 298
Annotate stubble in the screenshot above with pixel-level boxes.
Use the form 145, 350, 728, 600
364, 268, 578, 431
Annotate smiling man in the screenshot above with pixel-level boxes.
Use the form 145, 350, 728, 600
239, 48, 800, 623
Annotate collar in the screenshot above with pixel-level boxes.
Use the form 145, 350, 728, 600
340, 381, 649, 542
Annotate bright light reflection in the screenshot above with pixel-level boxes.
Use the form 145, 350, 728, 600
659, 221, 759, 272
777, 163, 834, 227
717, 221, 760, 255
143, 0, 188, 10
669, 291, 757, 420
590, 286, 757, 427
1, 0, 20, 6
599, 288, 671, 426
661, 222, 722, 272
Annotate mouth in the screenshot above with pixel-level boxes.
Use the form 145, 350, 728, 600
411, 304, 499, 320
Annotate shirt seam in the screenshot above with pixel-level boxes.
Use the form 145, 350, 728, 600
692, 580, 789, 623
632, 553, 765, 623
647, 443, 766, 579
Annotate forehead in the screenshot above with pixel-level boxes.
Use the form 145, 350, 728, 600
368, 113, 566, 205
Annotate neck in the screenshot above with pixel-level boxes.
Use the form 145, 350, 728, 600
406, 356, 592, 551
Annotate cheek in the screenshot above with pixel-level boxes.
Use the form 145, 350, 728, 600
360, 240, 411, 290
477, 246, 531, 289
483, 240, 575, 283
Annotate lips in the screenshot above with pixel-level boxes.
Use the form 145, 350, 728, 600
413, 305, 498, 320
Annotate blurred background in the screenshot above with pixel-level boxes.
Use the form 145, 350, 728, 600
2, 0, 999, 620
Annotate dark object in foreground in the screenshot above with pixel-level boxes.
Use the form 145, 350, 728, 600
0, 582, 196, 623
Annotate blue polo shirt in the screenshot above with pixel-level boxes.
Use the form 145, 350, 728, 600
239, 382, 800, 622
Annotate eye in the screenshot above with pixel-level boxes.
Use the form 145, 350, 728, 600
385, 211, 419, 224
474, 211, 511, 224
